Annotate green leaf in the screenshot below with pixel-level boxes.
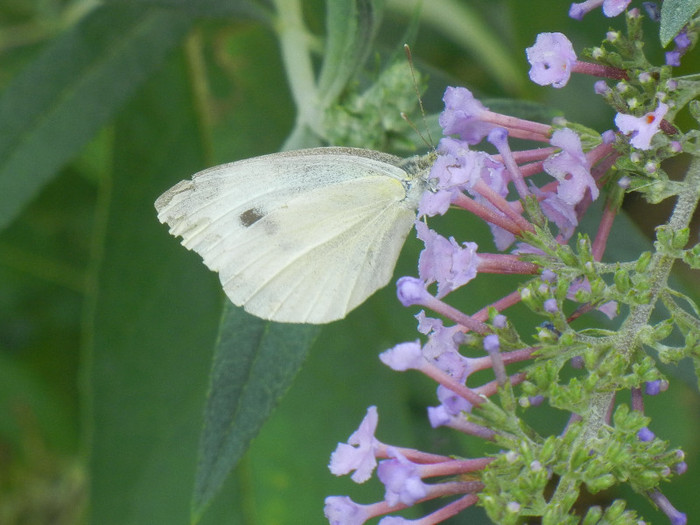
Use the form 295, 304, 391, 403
0, 4, 192, 232
84, 49, 236, 524
0, 352, 75, 452
192, 304, 320, 522
101, 0, 269, 18
317, 0, 385, 107
242, 305, 430, 524
660, 0, 700, 47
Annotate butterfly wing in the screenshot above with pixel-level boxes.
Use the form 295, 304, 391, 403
155, 148, 420, 323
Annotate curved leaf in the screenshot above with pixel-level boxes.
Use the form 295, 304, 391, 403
192, 304, 320, 522
660, 0, 700, 46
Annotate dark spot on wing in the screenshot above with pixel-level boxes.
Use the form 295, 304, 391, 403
240, 208, 265, 227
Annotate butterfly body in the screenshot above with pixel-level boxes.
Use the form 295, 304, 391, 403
155, 147, 432, 324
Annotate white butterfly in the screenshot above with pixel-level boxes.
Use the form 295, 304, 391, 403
155, 147, 433, 324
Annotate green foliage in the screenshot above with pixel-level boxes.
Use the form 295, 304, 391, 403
660, 0, 700, 46
193, 305, 319, 520
0, 1, 699, 524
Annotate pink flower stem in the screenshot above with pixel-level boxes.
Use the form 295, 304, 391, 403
368, 482, 481, 523
591, 150, 619, 179
489, 130, 531, 199
502, 128, 554, 142
412, 494, 479, 525
448, 417, 497, 440
361, 500, 410, 521
472, 180, 537, 233
451, 192, 525, 235
418, 360, 486, 406
419, 457, 494, 478
423, 295, 491, 334
474, 372, 527, 398
494, 146, 557, 164
468, 347, 536, 372
375, 443, 452, 464
477, 253, 540, 275
481, 110, 553, 138
518, 160, 546, 178
586, 141, 616, 165
472, 290, 523, 323
631, 387, 644, 412
592, 198, 617, 261
572, 60, 628, 80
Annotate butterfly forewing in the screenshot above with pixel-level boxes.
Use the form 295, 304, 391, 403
155, 147, 425, 323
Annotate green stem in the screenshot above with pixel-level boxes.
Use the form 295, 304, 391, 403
590, 156, 700, 429
184, 29, 215, 166
271, 0, 321, 146
550, 156, 700, 511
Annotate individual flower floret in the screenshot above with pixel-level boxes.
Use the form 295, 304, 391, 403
543, 128, 599, 205
637, 427, 655, 442
526, 32, 577, 88
614, 101, 669, 150
380, 341, 424, 371
434, 384, 474, 417
323, 496, 374, 525
648, 490, 687, 525
438, 86, 494, 144
329, 406, 381, 483
418, 314, 470, 378
483, 334, 500, 352
644, 379, 668, 396
543, 298, 559, 313
416, 222, 480, 298
567, 277, 618, 319
526, 184, 579, 241
437, 87, 552, 144
377, 448, 430, 506
396, 277, 430, 307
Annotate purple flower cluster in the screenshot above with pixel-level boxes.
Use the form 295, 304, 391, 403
325, 4, 691, 523
569, 0, 631, 20
421, 85, 610, 255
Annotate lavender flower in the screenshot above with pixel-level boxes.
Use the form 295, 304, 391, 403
324, 496, 373, 525
438, 87, 494, 144
416, 221, 480, 298
329, 406, 381, 483
377, 449, 429, 506
543, 128, 599, 204
615, 101, 669, 150
526, 32, 577, 88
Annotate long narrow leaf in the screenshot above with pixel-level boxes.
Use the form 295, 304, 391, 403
0, 5, 192, 231
192, 303, 320, 522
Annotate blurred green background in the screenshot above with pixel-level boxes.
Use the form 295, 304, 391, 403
0, 0, 698, 523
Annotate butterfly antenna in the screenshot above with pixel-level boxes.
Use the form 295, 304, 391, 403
401, 111, 430, 150
404, 44, 434, 149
